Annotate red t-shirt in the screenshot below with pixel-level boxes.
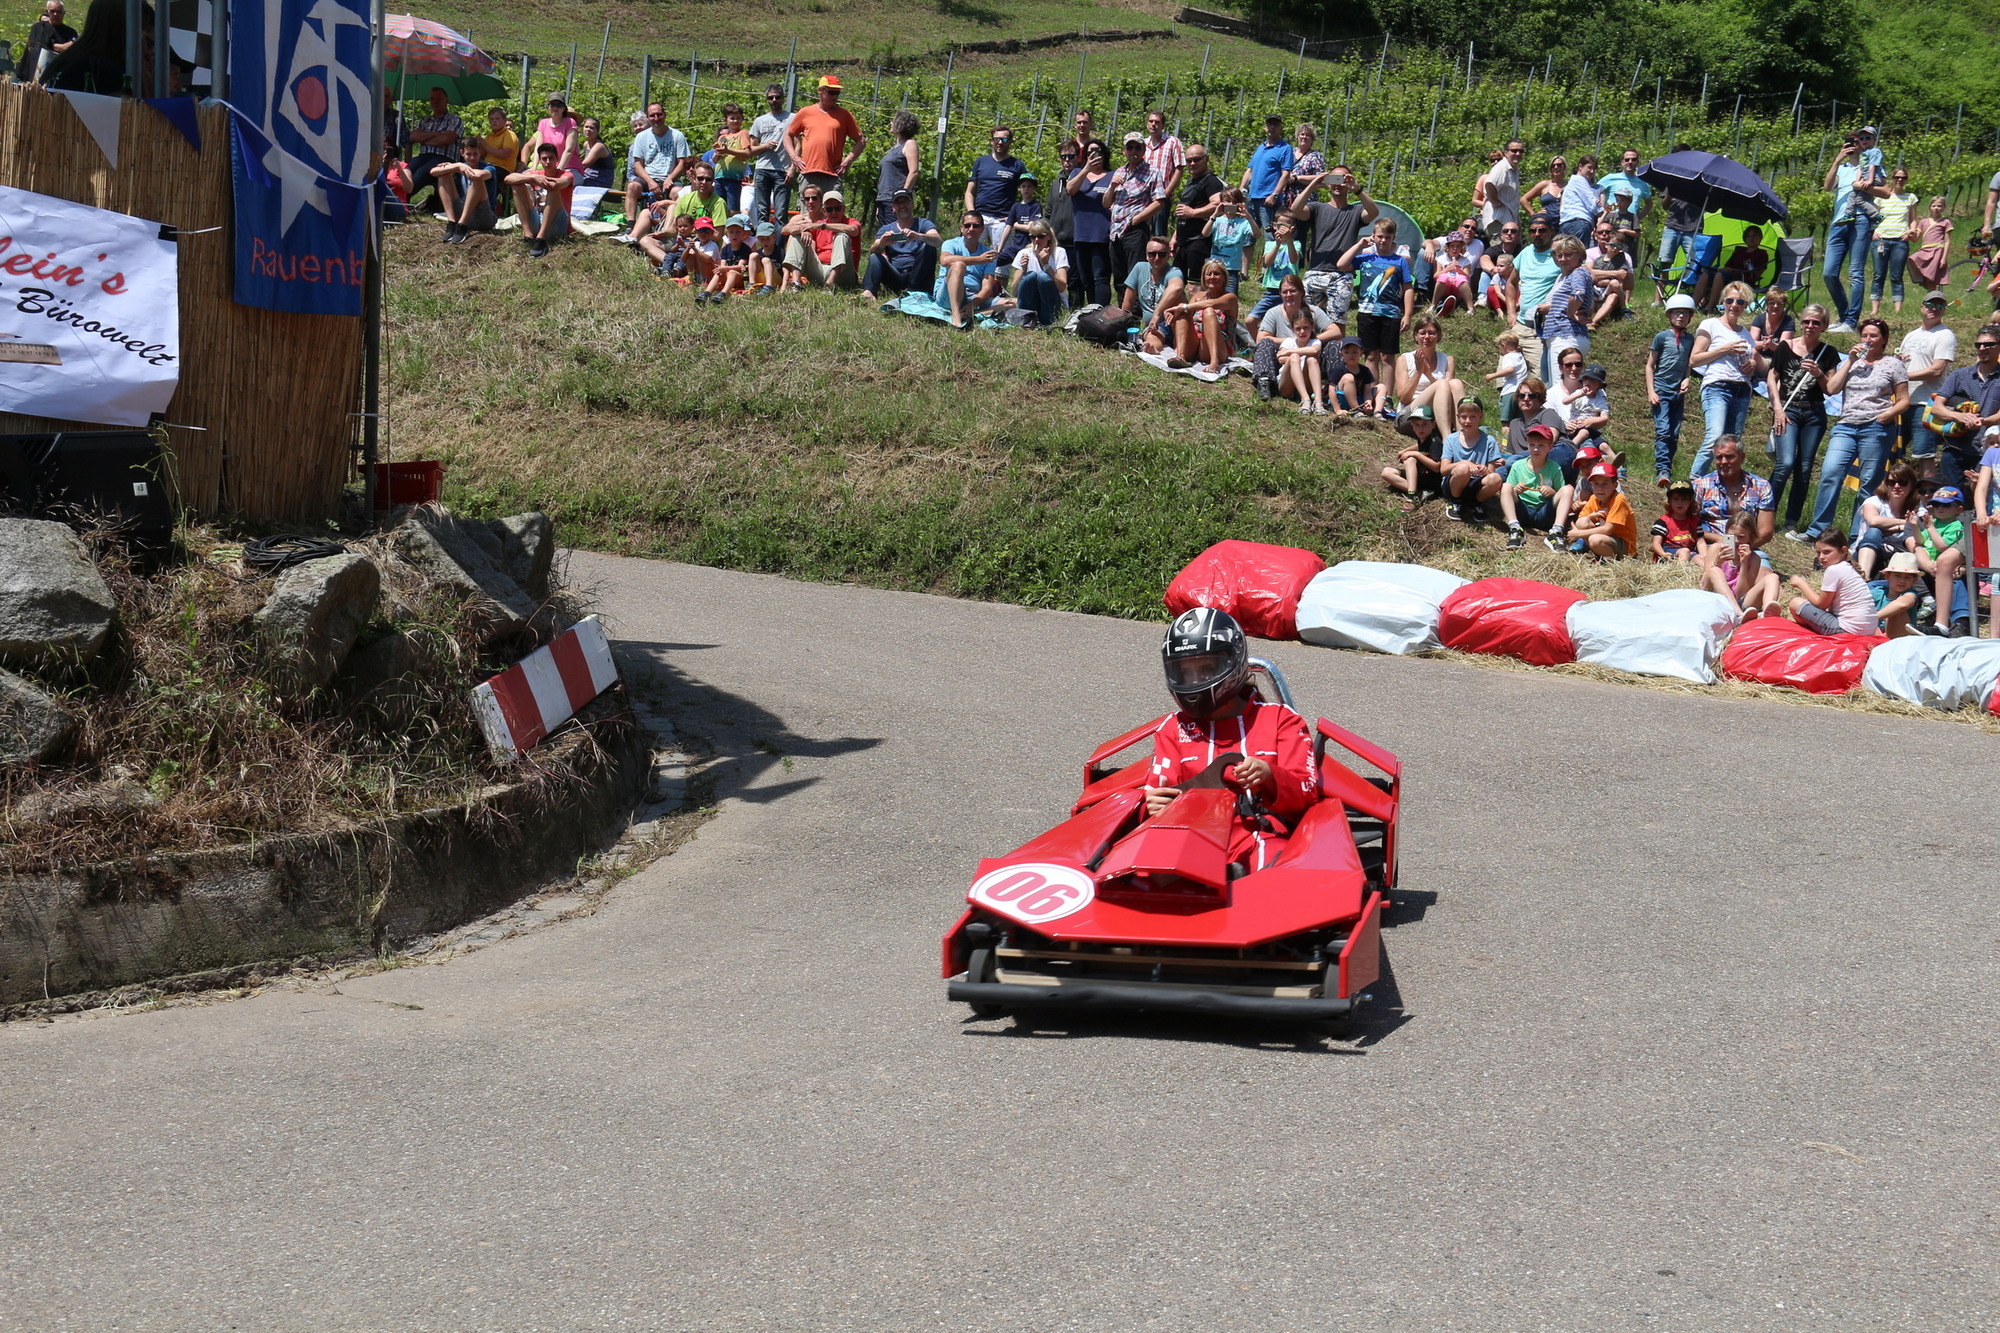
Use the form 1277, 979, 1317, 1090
789, 102, 862, 176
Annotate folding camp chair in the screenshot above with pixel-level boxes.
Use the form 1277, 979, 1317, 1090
1655, 233, 1721, 299
1755, 237, 1814, 310
1962, 510, 1999, 636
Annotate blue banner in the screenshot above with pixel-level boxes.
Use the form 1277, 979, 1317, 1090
230, 113, 367, 316
227, 0, 372, 315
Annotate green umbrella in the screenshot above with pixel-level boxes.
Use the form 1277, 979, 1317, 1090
391, 71, 508, 105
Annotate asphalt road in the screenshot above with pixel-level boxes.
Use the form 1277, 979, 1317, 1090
4, 553, 1998, 1331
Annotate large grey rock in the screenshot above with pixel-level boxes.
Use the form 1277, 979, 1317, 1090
337, 628, 421, 725
254, 553, 380, 695
391, 508, 541, 644
0, 667, 77, 765
12, 778, 156, 824
490, 512, 555, 602
0, 518, 116, 668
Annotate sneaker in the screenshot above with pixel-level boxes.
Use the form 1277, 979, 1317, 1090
1506, 527, 1526, 550
1828, 320, 1857, 334
613, 233, 638, 246
529, 240, 549, 259
1950, 618, 1973, 638
1545, 532, 1567, 552
1655, 474, 1670, 489
439, 222, 458, 241
1783, 529, 1812, 545
1254, 374, 1274, 402
1444, 503, 1466, 522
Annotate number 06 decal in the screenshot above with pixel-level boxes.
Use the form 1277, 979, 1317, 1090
967, 862, 1096, 924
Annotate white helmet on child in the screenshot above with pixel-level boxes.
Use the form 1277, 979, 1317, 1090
1663, 293, 1698, 313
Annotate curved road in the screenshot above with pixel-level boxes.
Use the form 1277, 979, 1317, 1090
4, 553, 1997, 1330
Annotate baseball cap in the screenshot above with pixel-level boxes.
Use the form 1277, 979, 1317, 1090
1666, 480, 1695, 496
822, 189, 844, 205
1019, 170, 1037, 183
1885, 552, 1921, 575
1664, 293, 1697, 312
1930, 486, 1965, 505
1590, 464, 1618, 480
755, 221, 776, 237
1575, 444, 1604, 462
1123, 131, 1146, 146
818, 74, 842, 90
891, 187, 912, 200
1582, 363, 1607, 384
693, 216, 715, 231
725, 213, 748, 228
1860, 124, 1878, 136
1525, 423, 1556, 442
1923, 292, 1949, 306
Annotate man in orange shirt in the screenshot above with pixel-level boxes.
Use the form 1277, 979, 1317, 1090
784, 75, 867, 193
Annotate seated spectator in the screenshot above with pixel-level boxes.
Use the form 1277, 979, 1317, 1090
1557, 362, 1611, 453
1852, 464, 1919, 578
1567, 464, 1638, 559
1871, 552, 1927, 637
403, 87, 465, 211
782, 186, 861, 291
861, 190, 940, 301
1165, 259, 1240, 375
672, 164, 730, 229
1482, 252, 1517, 320
749, 222, 782, 293
1252, 275, 1330, 409
1331, 336, 1386, 417
1393, 315, 1466, 423
1005, 222, 1069, 327
1383, 405, 1445, 505
1478, 221, 1522, 318
1339, 217, 1415, 386
1430, 230, 1477, 316
699, 216, 754, 304
1651, 481, 1703, 562
1486, 330, 1527, 422
41, 0, 128, 94
1440, 396, 1505, 521
935, 211, 1003, 327
1786, 529, 1878, 634
476, 107, 521, 198
999, 173, 1045, 267
1204, 190, 1254, 295
1500, 424, 1575, 549
1911, 486, 1970, 635
1582, 221, 1632, 327
621, 104, 692, 245
504, 141, 573, 259
1123, 235, 1186, 353
575, 118, 613, 189
1505, 379, 1574, 480
1697, 225, 1769, 309
1701, 510, 1783, 617
381, 144, 412, 222
1692, 436, 1775, 546
683, 217, 721, 284
644, 214, 697, 281
432, 141, 497, 242
711, 102, 755, 215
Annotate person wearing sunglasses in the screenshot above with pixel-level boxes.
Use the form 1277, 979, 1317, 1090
1474, 139, 1524, 240
1802, 317, 1910, 542
1506, 212, 1561, 380
1869, 168, 1919, 315
965, 126, 1026, 251
1820, 125, 1884, 332
1768, 303, 1841, 536
1688, 283, 1762, 476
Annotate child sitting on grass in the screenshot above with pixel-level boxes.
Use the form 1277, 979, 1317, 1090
1786, 529, 1878, 635
1382, 405, 1445, 508
1486, 330, 1526, 423
1912, 485, 1970, 636
1440, 396, 1505, 521
1872, 551, 1927, 637
1500, 423, 1575, 550
699, 216, 755, 304
749, 221, 782, 294
1332, 337, 1386, 417
1701, 510, 1782, 617
1650, 481, 1702, 562
1567, 464, 1637, 559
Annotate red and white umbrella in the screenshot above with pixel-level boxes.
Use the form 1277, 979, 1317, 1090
384, 15, 504, 103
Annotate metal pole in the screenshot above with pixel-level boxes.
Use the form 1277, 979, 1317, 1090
928, 50, 953, 222
123, 0, 140, 95
1467, 40, 1474, 88
1296, 37, 1305, 72
153, 0, 169, 95
1629, 58, 1642, 92
1109, 87, 1119, 140
1274, 68, 1284, 110
1377, 34, 1389, 85
211, 0, 228, 100
1791, 83, 1803, 135
640, 54, 651, 110
1200, 44, 1210, 83
564, 41, 576, 104
784, 37, 797, 109
686, 51, 697, 120
595, 21, 609, 83
872, 66, 881, 109
1955, 103, 1964, 160
362, 0, 386, 520
1034, 102, 1045, 152
1071, 50, 1086, 127
518, 55, 530, 132
1697, 72, 1707, 113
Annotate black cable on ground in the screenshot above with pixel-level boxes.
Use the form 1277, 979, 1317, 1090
241, 535, 348, 576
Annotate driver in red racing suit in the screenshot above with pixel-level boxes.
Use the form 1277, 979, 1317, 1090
1142, 607, 1318, 871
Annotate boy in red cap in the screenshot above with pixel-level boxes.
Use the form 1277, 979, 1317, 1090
1500, 423, 1575, 550
1567, 465, 1638, 559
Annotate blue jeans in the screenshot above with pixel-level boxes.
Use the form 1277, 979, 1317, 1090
749, 169, 791, 229
1901, 401, 1944, 463
1769, 413, 1828, 530
1658, 226, 1698, 283
1558, 216, 1593, 245
1015, 269, 1062, 326
1246, 290, 1283, 327
1823, 215, 1873, 322
1871, 236, 1909, 302
717, 176, 744, 216
1805, 419, 1895, 538
1692, 379, 1752, 475
1651, 392, 1687, 478
1248, 200, 1280, 236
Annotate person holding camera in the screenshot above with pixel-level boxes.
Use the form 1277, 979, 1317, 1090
1821, 125, 1886, 333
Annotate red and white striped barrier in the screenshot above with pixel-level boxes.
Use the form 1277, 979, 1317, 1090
471, 615, 620, 762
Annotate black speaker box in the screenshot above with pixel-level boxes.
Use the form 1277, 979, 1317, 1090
0, 430, 176, 545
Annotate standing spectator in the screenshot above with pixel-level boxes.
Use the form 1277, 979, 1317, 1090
1251, 274, 1331, 409
1274, 122, 1325, 213
1065, 140, 1115, 307
1247, 212, 1303, 329
710, 104, 755, 215
403, 87, 464, 212
528, 95, 580, 173
1869, 167, 1918, 315
1287, 165, 1378, 334
785, 75, 865, 193
935, 212, 1003, 328
1340, 217, 1414, 388
861, 189, 940, 301
1820, 125, 1884, 332
1802, 318, 1910, 541
432, 141, 497, 242
1143, 110, 1187, 233
505, 140, 573, 260
1507, 212, 1561, 381
748, 84, 795, 230
1524, 155, 1569, 216
781, 186, 860, 290
1475, 139, 1524, 240
1170, 143, 1226, 277
1007, 222, 1070, 328
1240, 115, 1295, 271
620, 104, 691, 246
1106, 133, 1166, 297
1071, 109, 1097, 149
1898, 294, 1959, 475
1487, 330, 1528, 422
1691, 436, 1775, 547
21, 1, 75, 83
965, 126, 1027, 251
1500, 424, 1575, 550
875, 110, 921, 227
1651, 167, 1707, 303
1538, 235, 1595, 374
1557, 154, 1603, 244
1928, 324, 2000, 494
1047, 144, 1079, 276
1907, 195, 1954, 296
1689, 283, 1760, 475
1596, 148, 1653, 233
997, 174, 1043, 267
1766, 303, 1841, 536
1986, 168, 2000, 235
1203, 190, 1253, 294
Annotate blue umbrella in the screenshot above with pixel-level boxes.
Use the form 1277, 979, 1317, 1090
1637, 150, 1787, 226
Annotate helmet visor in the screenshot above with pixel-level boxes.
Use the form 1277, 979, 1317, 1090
1165, 652, 1233, 694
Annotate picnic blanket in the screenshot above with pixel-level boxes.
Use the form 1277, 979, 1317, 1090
1133, 349, 1251, 383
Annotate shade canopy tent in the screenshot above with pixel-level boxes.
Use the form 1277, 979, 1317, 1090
1637, 150, 1788, 226
385, 15, 505, 104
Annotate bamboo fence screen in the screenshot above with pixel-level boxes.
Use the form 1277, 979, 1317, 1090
0, 81, 362, 521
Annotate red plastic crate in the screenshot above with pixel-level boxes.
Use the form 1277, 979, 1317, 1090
371, 460, 443, 508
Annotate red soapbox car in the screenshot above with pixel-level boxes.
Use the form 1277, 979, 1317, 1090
943, 661, 1399, 1026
